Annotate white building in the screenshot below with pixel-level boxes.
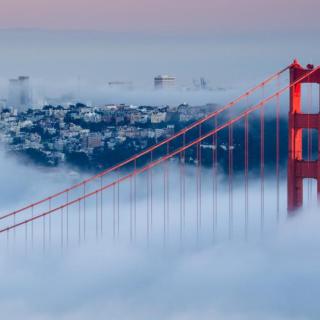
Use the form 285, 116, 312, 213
151, 112, 167, 123
154, 75, 176, 90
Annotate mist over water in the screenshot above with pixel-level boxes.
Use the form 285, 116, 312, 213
0, 145, 319, 319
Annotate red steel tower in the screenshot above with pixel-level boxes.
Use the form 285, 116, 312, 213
288, 59, 320, 211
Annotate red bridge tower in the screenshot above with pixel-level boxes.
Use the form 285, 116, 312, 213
288, 59, 320, 211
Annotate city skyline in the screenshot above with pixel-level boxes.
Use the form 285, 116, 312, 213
0, 28, 319, 106
0, 0, 319, 93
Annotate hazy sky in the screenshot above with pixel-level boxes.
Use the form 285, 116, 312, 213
0, 0, 319, 34
0, 0, 319, 105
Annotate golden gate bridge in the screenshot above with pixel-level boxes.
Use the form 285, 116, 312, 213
1, 59, 320, 251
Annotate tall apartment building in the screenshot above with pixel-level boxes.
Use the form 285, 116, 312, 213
8, 76, 32, 111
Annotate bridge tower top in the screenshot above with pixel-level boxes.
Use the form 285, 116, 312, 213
290, 59, 320, 84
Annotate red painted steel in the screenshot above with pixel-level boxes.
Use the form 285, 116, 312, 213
288, 60, 320, 211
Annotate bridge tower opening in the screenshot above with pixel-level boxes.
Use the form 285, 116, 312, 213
288, 59, 320, 211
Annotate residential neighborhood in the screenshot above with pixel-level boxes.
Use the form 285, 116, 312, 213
0, 102, 216, 169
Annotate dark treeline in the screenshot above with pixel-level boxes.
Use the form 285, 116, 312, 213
65, 117, 292, 174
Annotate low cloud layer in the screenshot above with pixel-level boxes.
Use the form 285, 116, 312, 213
0, 211, 319, 320
0, 147, 319, 319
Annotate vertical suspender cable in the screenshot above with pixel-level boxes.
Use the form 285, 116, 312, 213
83, 183, 86, 242
49, 198, 52, 247
66, 191, 69, 247
199, 125, 202, 235
134, 159, 137, 241
113, 183, 116, 241
180, 145, 183, 245
228, 124, 233, 239
96, 190, 98, 240
244, 114, 249, 240
196, 139, 200, 243
100, 176, 103, 238
180, 134, 186, 244
31, 205, 34, 249
61, 207, 63, 251
13, 211, 16, 245
260, 89, 265, 235
117, 172, 120, 239
163, 151, 167, 247
212, 131, 215, 240
43, 209, 45, 253
78, 199, 81, 246
130, 174, 133, 243
183, 133, 186, 234
276, 76, 281, 222
214, 117, 218, 239
147, 162, 150, 245
150, 151, 153, 233
147, 166, 149, 245
166, 143, 170, 241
